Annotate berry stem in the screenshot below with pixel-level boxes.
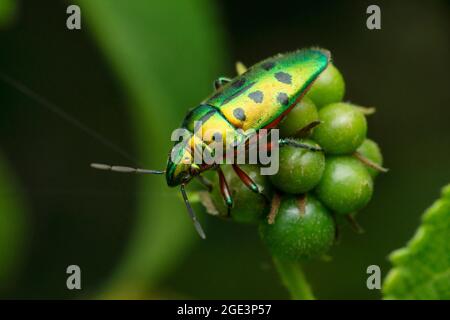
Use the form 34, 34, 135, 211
273, 257, 315, 300
353, 105, 376, 115
268, 192, 281, 224
353, 151, 388, 173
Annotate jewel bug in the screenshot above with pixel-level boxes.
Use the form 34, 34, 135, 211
92, 48, 331, 238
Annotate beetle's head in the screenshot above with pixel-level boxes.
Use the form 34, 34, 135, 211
160, 134, 207, 239
165, 148, 198, 187
166, 133, 209, 187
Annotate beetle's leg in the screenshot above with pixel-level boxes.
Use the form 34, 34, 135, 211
235, 61, 247, 75
260, 136, 321, 153
180, 184, 206, 239
196, 175, 213, 192
213, 77, 232, 90
291, 120, 322, 138
217, 166, 233, 216
279, 138, 323, 152
231, 164, 270, 203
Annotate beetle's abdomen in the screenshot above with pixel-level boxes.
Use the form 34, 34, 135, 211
205, 48, 330, 131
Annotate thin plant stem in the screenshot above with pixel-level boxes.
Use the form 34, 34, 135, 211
273, 257, 315, 300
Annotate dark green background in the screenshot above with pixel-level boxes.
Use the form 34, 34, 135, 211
0, 0, 449, 299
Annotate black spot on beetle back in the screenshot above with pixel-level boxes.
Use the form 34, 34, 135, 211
221, 82, 256, 105
277, 92, 289, 106
233, 107, 246, 121
248, 90, 264, 103
275, 71, 292, 84
261, 61, 276, 71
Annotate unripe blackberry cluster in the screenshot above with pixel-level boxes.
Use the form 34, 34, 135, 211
200, 64, 386, 261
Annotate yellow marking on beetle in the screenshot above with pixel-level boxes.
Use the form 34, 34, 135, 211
192, 112, 244, 147
220, 58, 326, 130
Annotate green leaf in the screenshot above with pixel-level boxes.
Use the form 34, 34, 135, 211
0, 0, 16, 27
383, 184, 450, 299
78, 0, 225, 297
0, 153, 28, 292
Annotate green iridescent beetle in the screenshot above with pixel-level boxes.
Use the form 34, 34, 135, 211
92, 48, 331, 238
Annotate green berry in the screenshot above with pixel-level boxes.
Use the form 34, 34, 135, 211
306, 63, 345, 109
279, 97, 319, 138
210, 164, 272, 224
260, 194, 335, 261
356, 139, 383, 178
315, 156, 373, 214
313, 102, 367, 155
269, 139, 325, 194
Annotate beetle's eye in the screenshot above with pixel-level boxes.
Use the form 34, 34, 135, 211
179, 171, 189, 181
190, 164, 200, 175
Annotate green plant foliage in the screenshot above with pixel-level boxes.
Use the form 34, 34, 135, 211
383, 184, 450, 299
78, 0, 225, 296
0, 0, 16, 27
0, 153, 27, 291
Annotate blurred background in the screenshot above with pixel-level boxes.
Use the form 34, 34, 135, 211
0, 0, 449, 299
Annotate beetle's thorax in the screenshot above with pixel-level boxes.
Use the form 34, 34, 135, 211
166, 104, 244, 187
182, 104, 242, 144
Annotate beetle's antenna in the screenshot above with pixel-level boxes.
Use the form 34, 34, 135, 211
90, 163, 165, 175
0, 72, 139, 165
180, 184, 206, 239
